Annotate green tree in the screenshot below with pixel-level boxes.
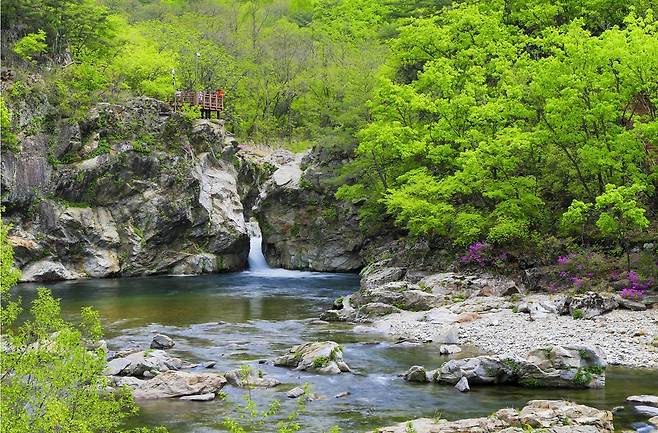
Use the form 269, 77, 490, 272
12, 30, 48, 62
0, 220, 166, 433
594, 183, 650, 270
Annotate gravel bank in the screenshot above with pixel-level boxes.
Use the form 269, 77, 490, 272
354, 294, 658, 369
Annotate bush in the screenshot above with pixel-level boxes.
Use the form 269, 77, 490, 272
13, 30, 48, 62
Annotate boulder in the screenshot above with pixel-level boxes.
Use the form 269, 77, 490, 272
150, 334, 175, 350
558, 292, 619, 318
224, 368, 280, 388
375, 400, 614, 433
20, 260, 77, 282
105, 350, 183, 377
274, 341, 350, 374
418, 273, 523, 299
520, 345, 606, 388
627, 396, 658, 406
403, 366, 429, 383
131, 371, 227, 399
406, 345, 606, 389
435, 356, 515, 385
454, 377, 469, 392
635, 406, 658, 417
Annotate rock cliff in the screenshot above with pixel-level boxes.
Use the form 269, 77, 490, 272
2, 98, 253, 281
2, 97, 366, 280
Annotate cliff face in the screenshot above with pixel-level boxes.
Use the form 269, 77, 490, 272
2, 96, 365, 281
253, 150, 364, 272
2, 98, 255, 281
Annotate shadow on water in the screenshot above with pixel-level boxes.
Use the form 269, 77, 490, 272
13, 272, 658, 433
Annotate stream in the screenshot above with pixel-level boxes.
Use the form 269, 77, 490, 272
13, 238, 658, 432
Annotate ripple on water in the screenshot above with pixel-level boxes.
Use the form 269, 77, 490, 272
13, 273, 658, 432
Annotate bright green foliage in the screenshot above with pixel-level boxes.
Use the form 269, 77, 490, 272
12, 30, 48, 62
0, 98, 19, 152
339, 0, 657, 246
0, 220, 166, 433
595, 183, 650, 268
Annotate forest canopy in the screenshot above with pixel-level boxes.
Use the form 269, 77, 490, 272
2, 0, 657, 252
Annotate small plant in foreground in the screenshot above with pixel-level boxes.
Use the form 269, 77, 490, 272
571, 308, 585, 319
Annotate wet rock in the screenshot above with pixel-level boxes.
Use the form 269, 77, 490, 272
105, 350, 183, 377
224, 368, 280, 388
376, 399, 614, 433
408, 345, 606, 389
635, 407, 658, 417
150, 334, 175, 350
180, 392, 216, 401
403, 365, 429, 383
439, 344, 462, 355
334, 391, 351, 398
454, 377, 469, 392
274, 341, 350, 374
287, 387, 305, 398
202, 361, 216, 369
131, 371, 226, 399
436, 356, 515, 385
627, 396, 658, 406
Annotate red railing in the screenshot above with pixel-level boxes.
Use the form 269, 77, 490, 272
174, 90, 224, 111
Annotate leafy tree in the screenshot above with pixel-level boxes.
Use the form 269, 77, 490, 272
13, 30, 48, 62
0, 220, 166, 433
594, 183, 650, 269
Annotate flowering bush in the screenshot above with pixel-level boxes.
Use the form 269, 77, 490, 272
618, 271, 653, 300
459, 242, 511, 268
460, 242, 488, 266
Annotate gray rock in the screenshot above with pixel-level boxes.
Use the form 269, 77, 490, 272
202, 361, 216, 369
131, 371, 226, 399
439, 345, 462, 355
627, 396, 658, 406
454, 377, 469, 392
287, 387, 305, 398
558, 292, 619, 318
334, 391, 350, 398
376, 399, 614, 433
635, 406, 658, 417
150, 334, 175, 350
105, 350, 183, 377
274, 341, 350, 374
403, 366, 429, 383
224, 368, 280, 388
20, 260, 77, 282
179, 392, 216, 401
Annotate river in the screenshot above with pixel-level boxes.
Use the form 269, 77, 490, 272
13, 239, 658, 432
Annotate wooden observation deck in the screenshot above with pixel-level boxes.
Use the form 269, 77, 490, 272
174, 90, 224, 119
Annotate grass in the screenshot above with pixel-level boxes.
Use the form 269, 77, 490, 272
571, 308, 584, 319
312, 356, 330, 369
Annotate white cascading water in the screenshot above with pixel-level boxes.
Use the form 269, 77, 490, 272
247, 235, 270, 271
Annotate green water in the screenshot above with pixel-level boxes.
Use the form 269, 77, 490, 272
15, 272, 658, 432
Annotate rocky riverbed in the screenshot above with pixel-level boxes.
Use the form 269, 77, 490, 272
352, 294, 658, 369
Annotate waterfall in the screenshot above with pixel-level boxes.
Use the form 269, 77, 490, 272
247, 235, 270, 271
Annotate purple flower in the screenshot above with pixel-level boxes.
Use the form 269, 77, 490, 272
557, 256, 569, 265
620, 287, 645, 300
571, 277, 584, 288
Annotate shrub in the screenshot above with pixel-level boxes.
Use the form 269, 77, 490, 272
571, 308, 584, 319
13, 30, 48, 62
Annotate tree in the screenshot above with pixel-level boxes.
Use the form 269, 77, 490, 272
12, 30, 48, 62
594, 183, 650, 270
0, 219, 166, 433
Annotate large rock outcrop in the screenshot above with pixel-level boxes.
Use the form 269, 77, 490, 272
2, 98, 255, 280
376, 400, 614, 433
253, 149, 364, 272
404, 345, 607, 389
